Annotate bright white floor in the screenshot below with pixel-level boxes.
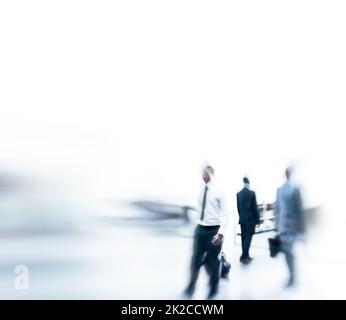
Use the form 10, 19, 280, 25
0, 205, 344, 299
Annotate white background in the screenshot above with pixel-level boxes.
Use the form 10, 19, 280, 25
1, 0, 345, 214
1, 1, 346, 299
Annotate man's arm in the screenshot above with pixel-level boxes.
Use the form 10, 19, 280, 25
274, 189, 280, 231
212, 195, 229, 245
295, 188, 305, 234
218, 196, 229, 236
252, 192, 260, 223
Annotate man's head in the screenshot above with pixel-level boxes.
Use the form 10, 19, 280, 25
285, 167, 293, 181
202, 165, 215, 184
243, 177, 250, 185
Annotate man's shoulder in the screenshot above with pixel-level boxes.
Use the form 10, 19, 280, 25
236, 189, 245, 199
209, 183, 224, 197
240, 188, 254, 195
277, 184, 286, 193
279, 182, 300, 193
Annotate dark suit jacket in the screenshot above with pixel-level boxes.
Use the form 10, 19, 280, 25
237, 188, 260, 225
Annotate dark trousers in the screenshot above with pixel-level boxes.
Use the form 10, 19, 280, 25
186, 225, 222, 296
240, 224, 256, 259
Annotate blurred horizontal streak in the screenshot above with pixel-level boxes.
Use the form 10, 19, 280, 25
0, 168, 88, 232
131, 200, 194, 220
0, 172, 29, 193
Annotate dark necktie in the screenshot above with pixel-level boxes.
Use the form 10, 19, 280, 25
200, 185, 208, 221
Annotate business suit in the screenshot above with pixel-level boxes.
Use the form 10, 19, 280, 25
275, 182, 304, 235
237, 186, 259, 260
275, 181, 304, 285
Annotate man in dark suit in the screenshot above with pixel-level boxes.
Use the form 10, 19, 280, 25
237, 177, 260, 264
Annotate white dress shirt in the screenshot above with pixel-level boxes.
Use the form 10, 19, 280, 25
197, 181, 229, 235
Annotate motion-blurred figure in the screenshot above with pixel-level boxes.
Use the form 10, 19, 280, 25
184, 165, 228, 300
275, 167, 304, 288
237, 177, 260, 264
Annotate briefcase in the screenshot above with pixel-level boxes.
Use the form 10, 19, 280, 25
220, 252, 231, 279
268, 236, 281, 257
201, 251, 231, 279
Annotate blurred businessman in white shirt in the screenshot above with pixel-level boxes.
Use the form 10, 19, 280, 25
184, 165, 229, 300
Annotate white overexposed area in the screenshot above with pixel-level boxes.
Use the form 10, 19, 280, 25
0, 1, 346, 299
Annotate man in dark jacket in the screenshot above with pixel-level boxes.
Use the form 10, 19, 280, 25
237, 177, 260, 264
